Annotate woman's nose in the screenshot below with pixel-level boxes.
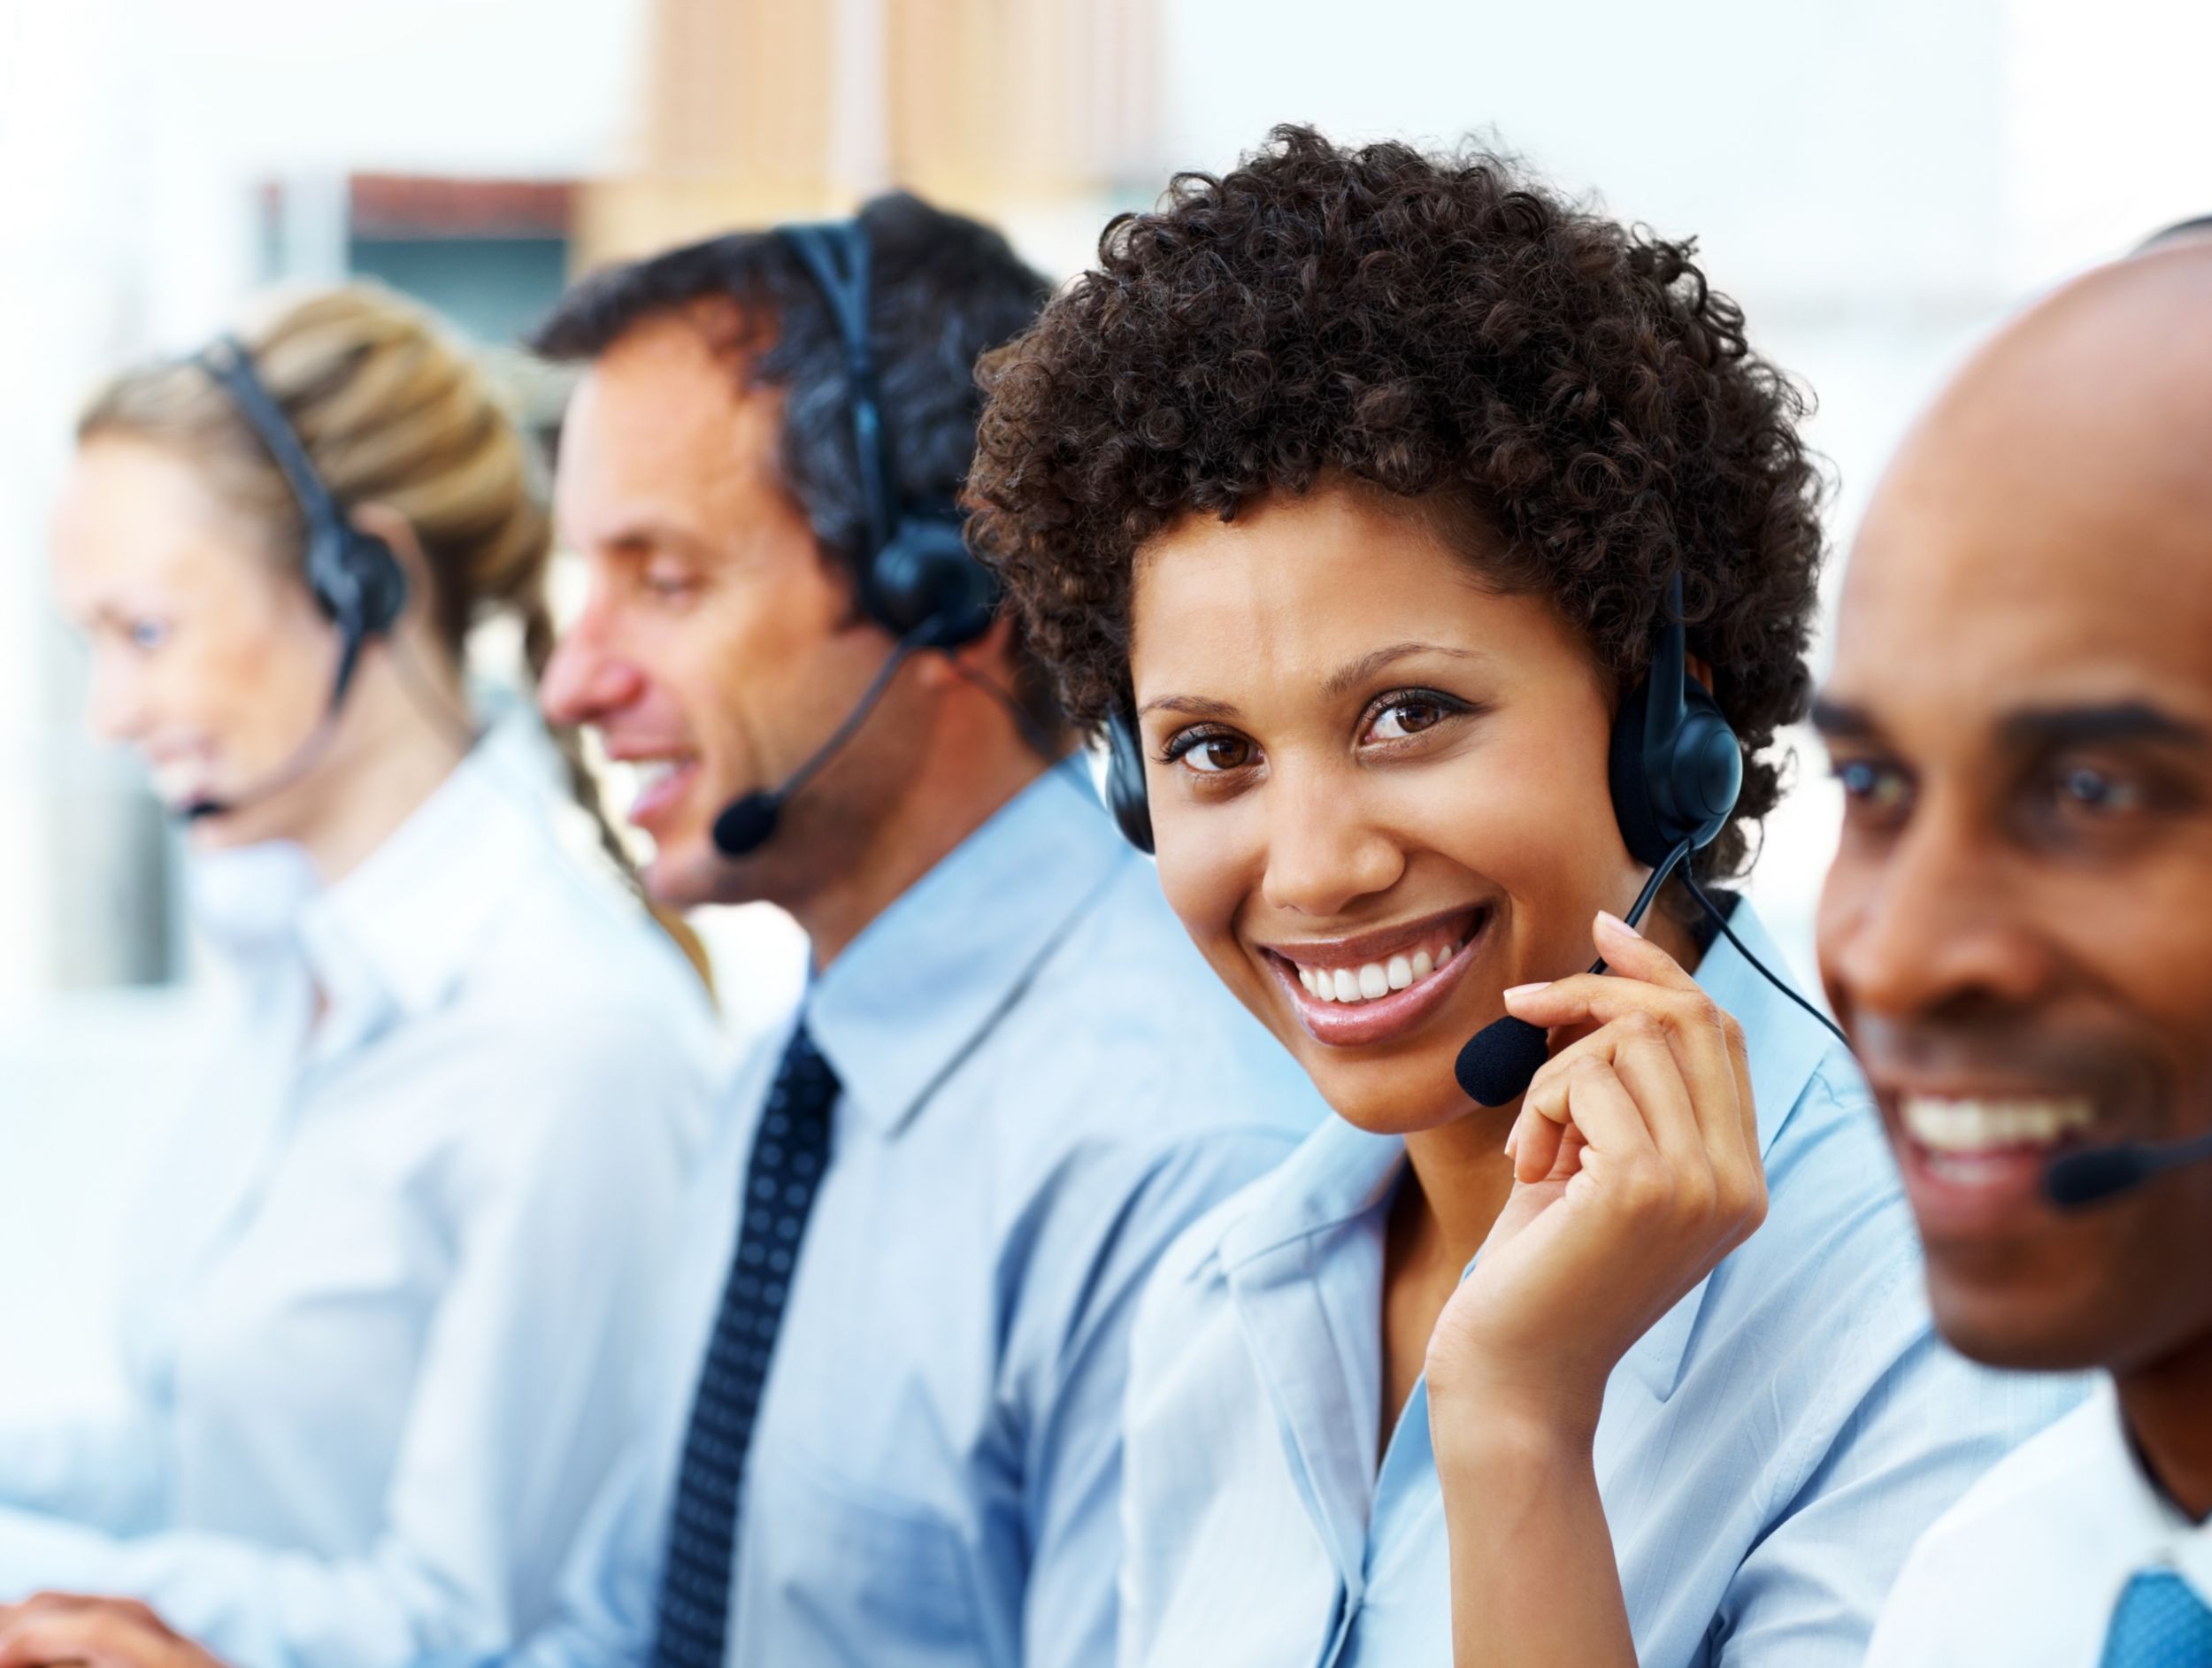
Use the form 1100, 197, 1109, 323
1258, 765, 1406, 919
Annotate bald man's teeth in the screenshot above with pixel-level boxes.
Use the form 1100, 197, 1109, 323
1293, 937, 1461, 1006
1901, 1095, 2096, 1155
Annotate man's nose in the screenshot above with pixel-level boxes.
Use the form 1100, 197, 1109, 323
1824, 794, 2054, 1023
539, 603, 646, 729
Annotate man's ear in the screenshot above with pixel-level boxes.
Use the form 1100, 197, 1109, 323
913, 613, 1020, 692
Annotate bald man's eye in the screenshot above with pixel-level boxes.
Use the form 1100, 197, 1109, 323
2048, 763, 2143, 819
1834, 757, 1912, 822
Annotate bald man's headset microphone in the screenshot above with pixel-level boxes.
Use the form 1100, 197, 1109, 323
1105, 576, 2203, 1210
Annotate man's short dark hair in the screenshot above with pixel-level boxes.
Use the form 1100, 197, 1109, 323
534, 191, 1061, 725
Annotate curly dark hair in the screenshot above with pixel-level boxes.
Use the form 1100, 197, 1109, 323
965, 125, 1826, 881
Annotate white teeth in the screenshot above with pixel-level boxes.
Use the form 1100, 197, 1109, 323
1294, 939, 1463, 1006
1901, 1095, 2096, 1156
634, 757, 693, 792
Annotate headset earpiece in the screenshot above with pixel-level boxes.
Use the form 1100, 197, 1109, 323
776, 219, 997, 654
1103, 708, 1156, 854
1607, 572, 1742, 868
198, 337, 409, 702
870, 512, 999, 649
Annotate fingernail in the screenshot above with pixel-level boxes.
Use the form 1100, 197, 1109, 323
1502, 981, 1548, 1003
1597, 909, 1642, 940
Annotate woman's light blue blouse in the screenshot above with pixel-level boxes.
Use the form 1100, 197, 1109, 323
1118, 901, 2089, 1668
0, 722, 721, 1668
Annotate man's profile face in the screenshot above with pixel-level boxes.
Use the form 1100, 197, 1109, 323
1816, 250, 2212, 1374
540, 307, 895, 910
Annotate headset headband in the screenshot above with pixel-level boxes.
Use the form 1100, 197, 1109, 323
776, 221, 901, 561
196, 336, 352, 562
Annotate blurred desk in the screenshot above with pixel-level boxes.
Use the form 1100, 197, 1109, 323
0, 988, 216, 1426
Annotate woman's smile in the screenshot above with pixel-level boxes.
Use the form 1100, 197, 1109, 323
1259, 904, 1489, 1047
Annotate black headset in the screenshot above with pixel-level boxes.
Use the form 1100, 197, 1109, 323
1102, 571, 1740, 865
775, 220, 999, 650
196, 336, 409, 703
173, 337, 411, 822
710, 219, 1002, 857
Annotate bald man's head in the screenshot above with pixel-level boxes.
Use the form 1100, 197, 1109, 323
1815, 244, 2212, 1380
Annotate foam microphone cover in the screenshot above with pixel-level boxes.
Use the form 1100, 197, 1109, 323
1455, 1015, 1553, 1108
712, 791, 782, 857
2043, 1145, 2155, 1209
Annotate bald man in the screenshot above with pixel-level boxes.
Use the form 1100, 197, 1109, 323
1818, 240, 2212, 1665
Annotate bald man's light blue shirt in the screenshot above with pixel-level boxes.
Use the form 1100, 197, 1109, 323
516, 770, 1325, 1668
1118, 902, 2089, 1668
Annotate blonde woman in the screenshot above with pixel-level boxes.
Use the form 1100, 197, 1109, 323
0, 286, 718, 1667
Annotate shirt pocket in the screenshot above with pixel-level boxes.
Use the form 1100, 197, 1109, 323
739, 1438, 990, 1666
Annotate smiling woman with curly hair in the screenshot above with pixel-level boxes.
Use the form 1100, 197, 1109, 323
967, 127, 2079, 1667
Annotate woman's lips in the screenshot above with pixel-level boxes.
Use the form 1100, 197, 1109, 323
1266, 909, 1489, 1048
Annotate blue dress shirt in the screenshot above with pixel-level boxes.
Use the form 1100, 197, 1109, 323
0, 721, 720, 1668
513, 770, 1326, 1668
1118, 901, 2090, 1668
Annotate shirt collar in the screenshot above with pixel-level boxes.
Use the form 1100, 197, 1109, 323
2085, 1380, 2212, 1595
1212, 900, 1841, 1387
295, 718, 556, 1034
806, 766, 1129, 1138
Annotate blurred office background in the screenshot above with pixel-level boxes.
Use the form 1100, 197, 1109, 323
3, 0, 2207, 1411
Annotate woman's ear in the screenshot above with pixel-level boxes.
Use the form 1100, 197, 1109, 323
349, 503, 434, 628
1686, 651, 1717, 693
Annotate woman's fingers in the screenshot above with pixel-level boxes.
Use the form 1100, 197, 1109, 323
1502, 911, 1763, 1234
1508, 921, 1753, 1155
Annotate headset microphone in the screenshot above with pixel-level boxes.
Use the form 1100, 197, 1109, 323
707, 219, 1002, 862
2043, 1131, 2212, 1209
1453, 572, 1744, 1109
1455, 837, 1693, 1107
712, 636, 919, 857
179, 337, 408, 825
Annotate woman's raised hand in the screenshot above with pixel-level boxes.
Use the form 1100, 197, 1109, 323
1425, 909, 1768, 1438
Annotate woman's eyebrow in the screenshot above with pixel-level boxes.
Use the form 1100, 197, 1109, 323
1136, 693, 1241, 719
1321, 642, 1479, 697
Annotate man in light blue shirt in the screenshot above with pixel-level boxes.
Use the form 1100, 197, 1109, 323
0, 192, 1318, 1668
505, 196, 1321, 1668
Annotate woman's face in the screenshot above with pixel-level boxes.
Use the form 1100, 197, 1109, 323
50, 437, 339, 849
1128, 482, 1644, 1134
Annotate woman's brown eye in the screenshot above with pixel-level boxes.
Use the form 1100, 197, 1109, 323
1179, 734, 1251, 773
1371, 701, 1441, 740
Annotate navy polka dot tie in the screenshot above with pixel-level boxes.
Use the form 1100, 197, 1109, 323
649, 1023, 837, 1668
2102, 1570, 2212, 1667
